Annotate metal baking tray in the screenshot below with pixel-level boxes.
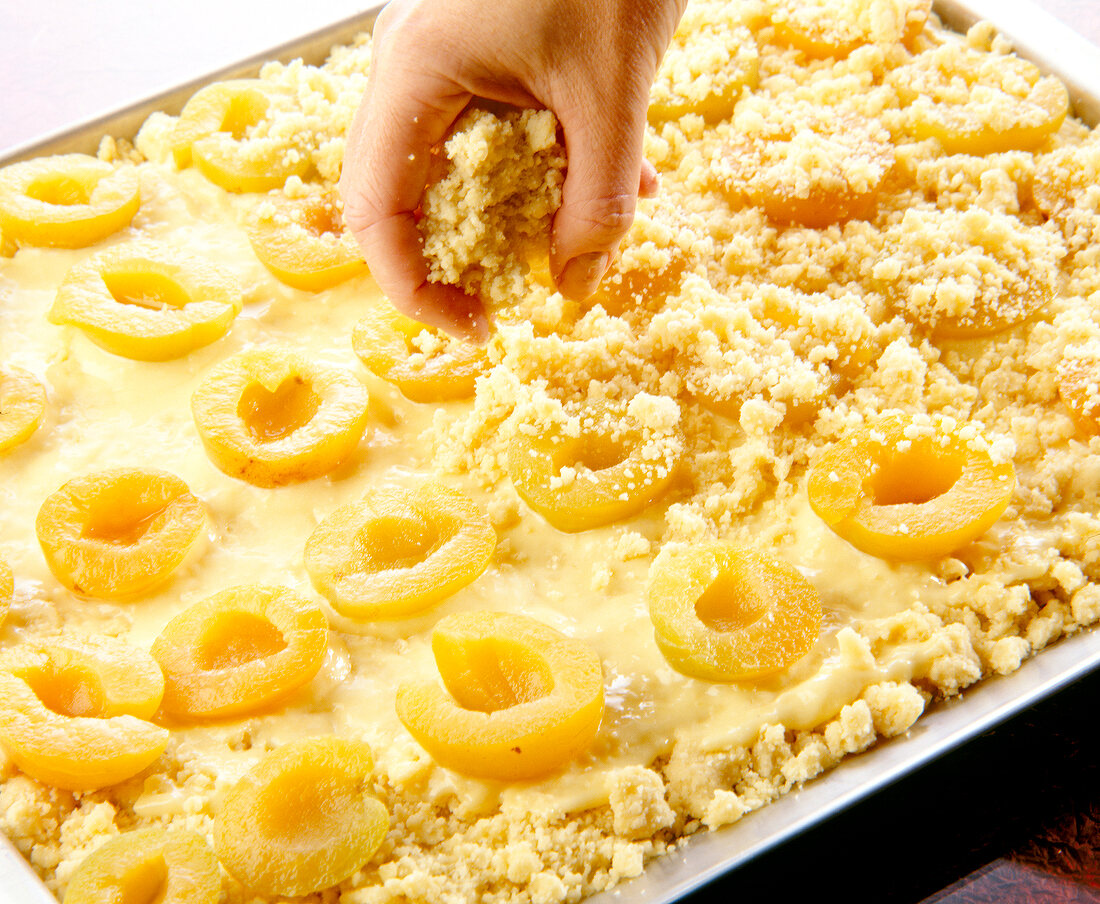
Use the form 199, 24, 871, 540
2, 2, 1099, 902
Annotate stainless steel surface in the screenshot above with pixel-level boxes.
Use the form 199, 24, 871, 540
0, 835, 56, 904
2, 1, 1099, 901
591, 628, 1100, 903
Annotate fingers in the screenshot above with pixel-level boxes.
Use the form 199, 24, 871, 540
339, 38, 488, 342
549, 82, 651, 301
639, 159, 659, 199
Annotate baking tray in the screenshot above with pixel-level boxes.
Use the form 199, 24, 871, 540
2, 2, 1099, 902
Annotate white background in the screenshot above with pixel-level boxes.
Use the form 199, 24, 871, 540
0, 1, 376, 154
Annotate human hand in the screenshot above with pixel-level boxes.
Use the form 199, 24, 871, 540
339, 0, 686, 341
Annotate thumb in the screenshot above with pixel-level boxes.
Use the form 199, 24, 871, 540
550, 91, 649, 300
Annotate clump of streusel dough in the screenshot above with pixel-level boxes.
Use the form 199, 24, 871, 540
420, 107, 565, 308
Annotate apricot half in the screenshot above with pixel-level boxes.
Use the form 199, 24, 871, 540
0, 154, 139, 248
720, 109, 895, 228
191, 348, 370, 486
0, 558, 11, 628
352, 304, 489, 403
649, 5, 758, 123
1058, 348, 1100, 436
0, 637, 168, 789
648, 543, 822, 681
878, 208, 1059, 338
770, 0, 930, 58
171, 80, 311, 192
214, 737, 389, 897
396, 611, 605, 780
63, 828, 221, 904
896, 44, 1068, 155
0, 366, 46, 453
507, 400, 682, 532
151, 585, 328, 720
36, 468, 206, 599
807, 414, 1016, 560
248, 191, 367, 291
305, 483, 496, 621
50, 244, 241, 361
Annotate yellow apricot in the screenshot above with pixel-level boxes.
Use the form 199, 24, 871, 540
507, 400, 682, 532
0, 366, 46, 452
719, 109, 894, 228
36, 468, 206, 599
352, 304, 489, 403
63, 828, 220, 904
1057, 348, 1100, 437
4, 635, 165, 720
248, 191, 367, 291
191, 348, 370, 486
151, 584, 328, 720
649, 6, 758, 123
594, 250, 687, 316
1033, 141, 1100, 219
0, 154, 139, 248
879, 208, 1059, 338
896, 45, 1068, 155
0, 638, 168, 790
770, 0, 930, 58
807, 414, 1016, 560
648, 543, 822, 681
172, 80, 311, 192
305, 483, 496, 622
0, 558, 10, 628
50, 244, 241, 361
215, 737, 388, 897
397, 611, 605, 780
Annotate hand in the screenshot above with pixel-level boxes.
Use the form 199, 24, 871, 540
339, 0, 686, 341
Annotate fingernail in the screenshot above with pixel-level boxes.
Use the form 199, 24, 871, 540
559, 251, 610, 300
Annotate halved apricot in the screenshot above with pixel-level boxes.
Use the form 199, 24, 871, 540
1033, 141, 1100, 218
151, 585, 327, 720
191, 348, 370, 486
396, 611, 605, 781
896, 44, 1068, 154
593, 242, 687, 316
507, 400, 682, 532
719, 108, 894, 228
0, 558, 11, 628
0, 638, 168, 790
248, 191, 367, 291
214, 737, 388, 897
50, 244, 241, 361
649, 5, 758, 123
305, 483, 496, 622
1058, 348, 1100, 436
807, 414, 1016, 560
352, 304, 489, 403
171, 80, 310, 192
5, 635, 165, 721
647, 543, 822, 681
63, 828, 220, 904
36, 468, 206, 599
0, 366, 46, 453
878, 208, 1059, 338
0, 155, 139, 248
770, 0, 930, 57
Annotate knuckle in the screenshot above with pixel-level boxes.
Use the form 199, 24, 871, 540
566, 193, 637, 241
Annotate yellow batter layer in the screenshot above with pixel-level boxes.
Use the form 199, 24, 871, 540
2, 2, 1100, 902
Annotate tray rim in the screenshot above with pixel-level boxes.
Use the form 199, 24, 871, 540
3, 2, 1100, 903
